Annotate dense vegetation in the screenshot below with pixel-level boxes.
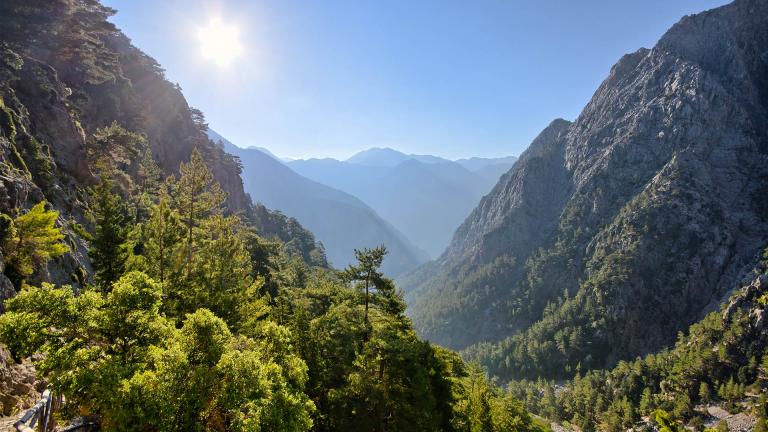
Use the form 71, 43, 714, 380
504, 253, 768, 431
0, 147, 546, 431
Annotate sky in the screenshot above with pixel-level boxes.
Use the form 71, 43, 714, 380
102, 0, 729, 160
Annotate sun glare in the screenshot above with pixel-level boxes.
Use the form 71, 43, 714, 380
197, 18, 244, 67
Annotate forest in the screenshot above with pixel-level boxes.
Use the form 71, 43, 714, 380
0, 138, 547, 431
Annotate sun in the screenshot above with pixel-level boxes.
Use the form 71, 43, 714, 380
197, 18, 244, 67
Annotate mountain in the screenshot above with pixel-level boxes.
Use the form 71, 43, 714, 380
455, 156, 518, 172
509, 262, 768, 430
455, 156, 519, 185
404, 0, 768, 381
288, 153, 516, 257
0, 0, 327, 294
249, 145, 282, 161
345, 147, 450, 167
209, 130, 428, 276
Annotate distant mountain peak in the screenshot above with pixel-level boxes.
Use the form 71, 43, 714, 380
206, 129, 284, 163
346, 147, 436, 167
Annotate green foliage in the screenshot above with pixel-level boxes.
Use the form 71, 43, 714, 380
0, 272, 171, 422
699, 382, 711, 403
1, 202, 68, 287
90, 121, 146, 169
655, 410, 684, 432
507, 267, 768, 430
0, 152, 542, 431
342, 245, 406, 324
89, 177, 129, 288
715, 420, 730, 432
170, 149, 227, 281
139, 197, 181, 284
118, 311, 314, 432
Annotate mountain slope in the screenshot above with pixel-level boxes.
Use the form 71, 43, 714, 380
405, 0, 768, 380
288, 155, 515, 257
209, 131, 428, 276
455, 156, 518, 172
0, 0, 326, 295
510, 259, 768, 430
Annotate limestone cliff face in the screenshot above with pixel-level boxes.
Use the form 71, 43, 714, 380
405, 0, 768, 378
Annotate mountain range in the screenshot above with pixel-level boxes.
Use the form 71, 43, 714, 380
288, 150, 517, 257
208, 130, 428, 276
402, 0, 768, 381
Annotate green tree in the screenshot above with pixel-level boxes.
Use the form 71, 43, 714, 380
142, 197, 182, 284
89, 177, 129, 288
490, 390, 538, 432
170, 149, 226, 279
120, 311, 314, 432
699, 382, 711, 404
342, 246, 387, 324
462, 368, 494, 432
639, 387, 655, 414
1, 202, 68, 287
0, 272, 171, 424
755, 416, 768, 432
132, 149, 162, 222
655, 410, 684, 432
89, 121, 146, 176
195, 214, 253, 323
673, 393, 693, 420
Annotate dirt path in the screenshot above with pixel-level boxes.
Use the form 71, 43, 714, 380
0, 416, 16, 431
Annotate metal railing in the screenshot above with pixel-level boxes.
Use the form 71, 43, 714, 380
13, 390, 61, 432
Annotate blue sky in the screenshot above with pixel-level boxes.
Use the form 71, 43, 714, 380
103, 0, 729, 160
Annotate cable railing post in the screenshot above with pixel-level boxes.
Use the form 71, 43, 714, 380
15, 389, 56, 432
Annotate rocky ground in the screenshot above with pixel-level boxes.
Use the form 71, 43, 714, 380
704, 405, 756, 432
0, 346, 39, 417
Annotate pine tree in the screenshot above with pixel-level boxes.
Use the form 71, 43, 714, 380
342, 246, 387, 325
143, 197, 181, 284
716, 419, 729, 432
1, 202, 68, 287
196, 214, 252, 323
89, 177, 129, 289
655, 410, 684, 432
132, 149, 162, 223
89, 121, 146, 171
170, 149, 226, 279
699, 382, 711, 404
639, 387, 654, 414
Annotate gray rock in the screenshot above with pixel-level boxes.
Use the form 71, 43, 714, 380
404, 0, 768, 376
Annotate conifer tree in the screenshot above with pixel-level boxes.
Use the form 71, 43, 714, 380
196, 214, 252, 323
143, 197, 182, 284
1, 202, 68, 287
170, 149, 226, 279
342, 246, 387, 324
699, 382, 711, 404
90, 177, 129, 289
132, 149, 162, 222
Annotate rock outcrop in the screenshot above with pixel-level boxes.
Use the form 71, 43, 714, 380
0, 1, 325, 293
404, 0, 768, 380
0, 346, 39, 416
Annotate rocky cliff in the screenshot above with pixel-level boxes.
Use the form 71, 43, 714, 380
0, 1, 325, 302
404, 0, 768, 380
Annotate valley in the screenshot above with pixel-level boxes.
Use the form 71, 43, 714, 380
0, 0, 767, 431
